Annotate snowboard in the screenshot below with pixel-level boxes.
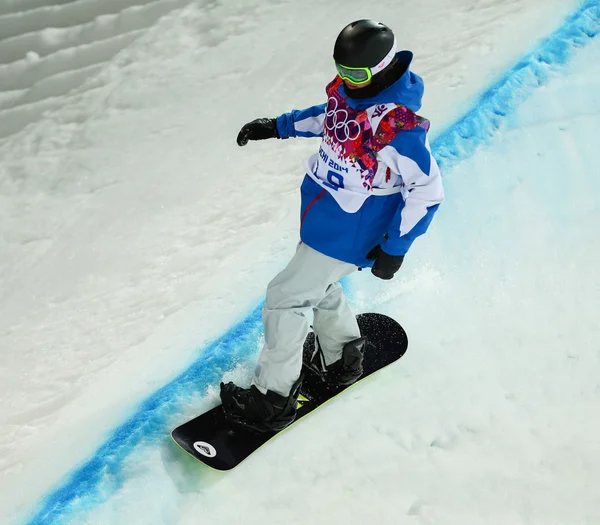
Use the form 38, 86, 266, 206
171, 313, 408, 471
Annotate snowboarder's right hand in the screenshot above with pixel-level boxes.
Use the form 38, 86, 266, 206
237, 118, 279, 146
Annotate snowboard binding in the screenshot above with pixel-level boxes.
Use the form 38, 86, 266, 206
305, 336, 367, 386
220, 375, 304, 434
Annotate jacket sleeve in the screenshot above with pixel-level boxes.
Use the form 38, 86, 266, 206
276, 103, 327, 139
376, 126, 444, 256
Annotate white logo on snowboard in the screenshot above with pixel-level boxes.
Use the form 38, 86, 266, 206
193, 441, 217, 458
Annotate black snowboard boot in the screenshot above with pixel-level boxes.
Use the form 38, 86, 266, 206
220, 376, 302, 433
309, 336, 367, 386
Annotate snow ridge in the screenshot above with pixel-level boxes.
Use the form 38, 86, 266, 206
21, 2, 600, 524
0, 0, 191, 139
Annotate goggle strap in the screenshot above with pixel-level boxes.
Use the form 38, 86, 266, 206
370, 37, 398, 75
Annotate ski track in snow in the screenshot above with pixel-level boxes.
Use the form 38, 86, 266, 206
0, 0, 194, 139
0, 0, 597, 524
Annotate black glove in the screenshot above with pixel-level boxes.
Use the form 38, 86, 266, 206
236, 118, 279, 146
366, 245, 404, 280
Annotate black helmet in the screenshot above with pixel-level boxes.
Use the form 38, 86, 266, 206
333, 20, 396, 69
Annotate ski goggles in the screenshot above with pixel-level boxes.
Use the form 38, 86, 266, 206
335, 37, 397, 85
335, 64, 373, 85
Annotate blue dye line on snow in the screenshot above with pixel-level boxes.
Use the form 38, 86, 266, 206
432, 0, 599, 171
24, 2, 600, 524
25, 303, 265, 525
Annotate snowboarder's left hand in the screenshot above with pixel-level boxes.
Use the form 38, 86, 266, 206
237, 118, 279, 146
366, 245, 404, 280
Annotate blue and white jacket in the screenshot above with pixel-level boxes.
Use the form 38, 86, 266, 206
276, 51, 444, 268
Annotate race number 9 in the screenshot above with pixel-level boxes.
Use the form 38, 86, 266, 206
324, 170, 345, 191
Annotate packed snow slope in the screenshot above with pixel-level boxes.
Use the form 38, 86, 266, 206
1, 0, 598, 524
0, 0, 193, 139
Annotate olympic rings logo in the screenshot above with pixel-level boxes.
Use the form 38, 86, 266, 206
325, 97, 361, 143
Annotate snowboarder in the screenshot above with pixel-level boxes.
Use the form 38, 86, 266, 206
220, 19, 444, 432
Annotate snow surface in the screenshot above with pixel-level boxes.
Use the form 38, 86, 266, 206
1, 0, 599, 524
0, 0, 192, 138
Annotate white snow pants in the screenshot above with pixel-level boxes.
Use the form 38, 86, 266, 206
253, 242, 361, 397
